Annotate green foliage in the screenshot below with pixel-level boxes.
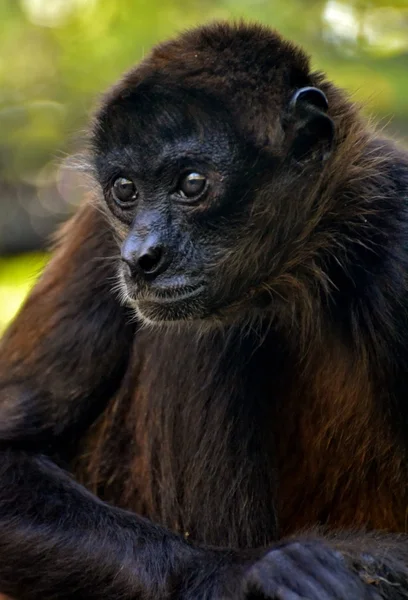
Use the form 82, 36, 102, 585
0, 0, 407, 331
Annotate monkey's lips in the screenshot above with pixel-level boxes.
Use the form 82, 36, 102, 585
141, 284, 206, 304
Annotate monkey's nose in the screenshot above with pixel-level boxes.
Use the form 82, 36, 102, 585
121, 235, 171, 280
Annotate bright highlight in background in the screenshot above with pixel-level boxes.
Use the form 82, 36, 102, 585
21, 0, 97, 27
0, 255, 48, 333
323, 1, 408, 56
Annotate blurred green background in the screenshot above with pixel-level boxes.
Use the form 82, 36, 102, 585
1, 0, 408, 332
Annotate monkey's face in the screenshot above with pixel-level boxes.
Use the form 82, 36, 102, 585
92, 81, 334, 325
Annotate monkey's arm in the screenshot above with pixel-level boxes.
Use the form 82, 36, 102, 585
0, 202, 136, 450
0, 448, 233, 600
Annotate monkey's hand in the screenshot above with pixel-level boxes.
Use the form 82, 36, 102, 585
236, 540, 383, 600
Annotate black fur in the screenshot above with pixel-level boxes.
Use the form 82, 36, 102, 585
1, 21, 408, 600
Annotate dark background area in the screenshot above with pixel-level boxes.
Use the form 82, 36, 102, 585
1, 0, 407, 330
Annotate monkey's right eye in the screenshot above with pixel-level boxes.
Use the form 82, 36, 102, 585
112, 177, 138, 207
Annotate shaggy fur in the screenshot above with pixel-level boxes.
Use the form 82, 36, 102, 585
1, 20, 408, 600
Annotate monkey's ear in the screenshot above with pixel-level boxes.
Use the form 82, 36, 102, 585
288, 86, 334, 161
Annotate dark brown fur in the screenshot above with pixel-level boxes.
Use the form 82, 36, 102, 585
1, 20, 408, 600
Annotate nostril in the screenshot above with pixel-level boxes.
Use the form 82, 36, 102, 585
138, 247, 163, 274
121, 236, 170, 280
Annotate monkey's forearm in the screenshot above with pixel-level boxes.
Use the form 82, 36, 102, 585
0, 457, 406, 600
0, 450, 225, 600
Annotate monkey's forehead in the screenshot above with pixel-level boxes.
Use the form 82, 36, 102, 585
90, 91, 250, 185
92, 80, 241, 153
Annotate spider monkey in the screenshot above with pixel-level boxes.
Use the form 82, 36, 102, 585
1, 20, 408, 600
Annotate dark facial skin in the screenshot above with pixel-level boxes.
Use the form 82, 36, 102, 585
93, 83, 272, 324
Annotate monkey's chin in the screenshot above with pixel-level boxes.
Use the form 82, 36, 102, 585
127, 286, 209, 325
135, 300, 206, 325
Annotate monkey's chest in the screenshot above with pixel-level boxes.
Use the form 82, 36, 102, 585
275, 360, 408, 537
74, 331, 408, 546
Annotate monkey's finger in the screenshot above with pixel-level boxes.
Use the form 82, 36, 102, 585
284, 542, 364, 599
247, 550, 333, 600
273, 587, 309, 600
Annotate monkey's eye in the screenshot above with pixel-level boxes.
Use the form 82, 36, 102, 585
112, 177, 138, 206
178, 172, 207, 200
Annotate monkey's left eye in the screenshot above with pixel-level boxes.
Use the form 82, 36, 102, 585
178, 172, 207, 200
112, 177, 138, 206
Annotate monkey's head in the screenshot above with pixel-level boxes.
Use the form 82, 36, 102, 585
91, 22, 349, 326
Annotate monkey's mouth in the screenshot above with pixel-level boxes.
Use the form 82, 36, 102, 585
122, 278, 208, 322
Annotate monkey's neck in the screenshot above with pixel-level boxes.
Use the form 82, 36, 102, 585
271, 129, 408, 354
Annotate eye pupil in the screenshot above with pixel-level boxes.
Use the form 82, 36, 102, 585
112, 177, 137, 205
179, 172, 206, 199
